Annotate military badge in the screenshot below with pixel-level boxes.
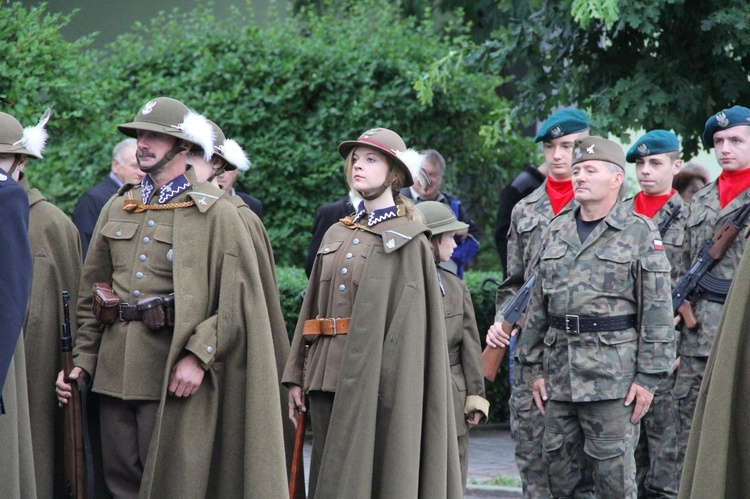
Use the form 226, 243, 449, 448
141, 100, 157, 116
574, 147, 582, 160
716, 111, 729, 127
653, 239, 664, 251
586, 144, 595, 154
386, 238, 395, 249
550, 126, 563, 138
637, 143, 650, 157
167, 249, 173, 262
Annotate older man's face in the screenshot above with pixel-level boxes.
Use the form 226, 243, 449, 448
572, 160, 622, 205
414, 160, 443, 200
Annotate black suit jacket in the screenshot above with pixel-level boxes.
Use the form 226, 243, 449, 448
72, 176, 120, 259
235, 191, 263, 220
305, 196, 356, 276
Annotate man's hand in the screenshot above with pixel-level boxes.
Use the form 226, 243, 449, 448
532, 378, 548, 415
55, 367, 89, 407
168, 353, 204, 397
486, 322, 515, 349
624, 382, 654, 424
466, 411, 483, 426
288, 385, 305, 428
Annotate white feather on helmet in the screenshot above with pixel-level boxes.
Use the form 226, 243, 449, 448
218, 139, 251, 171
15, 108, 51, 159
176, 111, 215, 161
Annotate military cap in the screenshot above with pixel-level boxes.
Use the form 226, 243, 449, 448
118, 97, 215, 160
206, 120, 250, 172
534, 109, 590, 143
626, 130, 680, 163
572, 136, 625, 169
702, 105, 750, 149
0, 109, 50, 159
339, 127, 423, 188
415, 201, 469, 236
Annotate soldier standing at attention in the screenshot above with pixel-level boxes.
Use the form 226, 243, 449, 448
623, 130, 687, 498
519, 136, 676, 497
486, 109, 592, 498
674, 106, 750, 482
416, 200, 489, 492
56, 97, 287, 497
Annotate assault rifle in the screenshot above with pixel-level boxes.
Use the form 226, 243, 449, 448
673, 202, 750, 329
482, 274, 536, 382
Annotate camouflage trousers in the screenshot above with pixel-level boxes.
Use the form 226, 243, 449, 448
544, 399, 639, 498
634, 371, 679, 498
673, 355, 707, 484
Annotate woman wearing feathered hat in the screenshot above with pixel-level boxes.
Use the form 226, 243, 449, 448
283, 127, 463, 497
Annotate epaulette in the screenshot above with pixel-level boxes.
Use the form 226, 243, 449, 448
118, 183, 137, 195
380, 219, 430, 254
187, 190, 222, 213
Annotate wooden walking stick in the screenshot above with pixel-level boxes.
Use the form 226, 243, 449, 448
289, 345, 309, 499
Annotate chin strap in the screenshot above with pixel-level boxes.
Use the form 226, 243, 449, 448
138, 143, 187, 174
7, 155, 23, 177
358, 167, 399, 201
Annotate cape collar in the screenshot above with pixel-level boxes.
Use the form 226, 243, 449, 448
141, 172, 191, 204
352, 201, 401, 227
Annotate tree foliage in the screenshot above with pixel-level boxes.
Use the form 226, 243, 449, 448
481, 0, 750, 157
3, 0, 533, 268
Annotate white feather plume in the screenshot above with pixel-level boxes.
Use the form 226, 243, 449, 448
395, 148, 425, 184
219, 139, 251, 171
21, 108, 51, 158
177, 111, 215, 160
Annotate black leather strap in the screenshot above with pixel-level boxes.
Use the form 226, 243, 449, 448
118, 303, 141, 321
550, 314, 637, 334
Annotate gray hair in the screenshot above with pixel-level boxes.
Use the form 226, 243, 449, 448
112, 138, 137, 163
420, 149, 446, 174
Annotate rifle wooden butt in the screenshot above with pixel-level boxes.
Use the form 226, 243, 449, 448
289, 409, 307, 499
61, 354, 86, 499
482, 345, 506, 382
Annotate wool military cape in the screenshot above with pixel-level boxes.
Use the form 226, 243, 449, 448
19, 174, 83, 498
290, 219, 463, 498
76, 180, 288, 498
678, 242, 750, 498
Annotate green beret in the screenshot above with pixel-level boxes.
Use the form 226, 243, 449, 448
572, 136, 625, 169
626, 130, 680, 163
534, 109, 590, 143
702, 105, 750, 149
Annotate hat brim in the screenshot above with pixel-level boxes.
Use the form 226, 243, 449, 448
213, 152, 238, 171
0, 143, 42, 159
117, 121, 190, 143
430, 219, 469, 236
338, 139, 414, 188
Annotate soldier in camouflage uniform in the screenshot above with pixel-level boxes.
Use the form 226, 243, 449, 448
486, 109, 592, 498
674, 105, 750, 482
623, 130, 688, 498
519, 136, 676, 498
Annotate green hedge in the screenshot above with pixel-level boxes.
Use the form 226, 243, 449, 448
276, 267, 509, 423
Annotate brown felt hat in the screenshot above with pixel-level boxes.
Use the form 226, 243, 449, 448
572, 136, 625, 169
338, 128, 423, 188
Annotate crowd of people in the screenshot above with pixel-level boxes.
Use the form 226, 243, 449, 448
0, 96, 747, 499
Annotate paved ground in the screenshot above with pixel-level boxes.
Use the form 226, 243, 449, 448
302, 424, 522, 497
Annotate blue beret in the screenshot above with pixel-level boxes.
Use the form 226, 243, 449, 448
626, 130, 680, 163
702, 105, 750, 149
534, 109, 590, 143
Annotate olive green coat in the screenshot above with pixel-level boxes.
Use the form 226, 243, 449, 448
678, 233, 750, 498
286, 219, 463, 498
75, 179, 287, 497
21, 174, 82, 498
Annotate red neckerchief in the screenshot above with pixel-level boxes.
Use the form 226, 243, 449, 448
718, 168, 750, 208
633, 189, 675, 218
546, 177, 574, 215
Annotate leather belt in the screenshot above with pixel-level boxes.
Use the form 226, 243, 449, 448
448, 351, 461, 366
119, 303, 141, 321
550, 314, 637, 334
303, 318, 351, 336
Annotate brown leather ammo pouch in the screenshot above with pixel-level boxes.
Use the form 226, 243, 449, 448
92, 282, 120, 324
137, 296, 167, 331
162, 293, 175, 328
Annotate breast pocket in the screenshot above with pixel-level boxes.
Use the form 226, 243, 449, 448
151, 224, 174, 274
540, 244, 568, 291
101, 221, 139, 269
316, 240, 343, 282
592, 246, 633, 294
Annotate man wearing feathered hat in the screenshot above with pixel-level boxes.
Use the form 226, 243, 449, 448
56, 97, 288, 497
0, 109, 82, 498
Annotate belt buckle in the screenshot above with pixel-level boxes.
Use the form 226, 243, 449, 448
565, 314, 580, 334
331, 318, 338, 337
119, 302, 129, 322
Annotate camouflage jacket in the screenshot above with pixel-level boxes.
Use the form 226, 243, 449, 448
680, 182, 750, 357
519, 202, 676, 402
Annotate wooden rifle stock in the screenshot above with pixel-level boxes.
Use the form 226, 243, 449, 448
60, 291, 86, 499
482, 319, 519, 382
289, 404, 307, 498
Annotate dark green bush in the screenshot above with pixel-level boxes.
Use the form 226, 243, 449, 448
276, 266, 509, 422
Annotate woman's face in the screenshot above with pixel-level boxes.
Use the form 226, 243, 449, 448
436, 230, 457, 262
350, 146, 390, 196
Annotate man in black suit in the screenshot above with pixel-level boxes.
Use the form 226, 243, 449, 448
216, 168, 263, 219
72, 138, 144, 259
305, 190, 362, 277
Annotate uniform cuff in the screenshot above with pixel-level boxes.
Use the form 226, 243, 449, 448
464, 395, 490, 422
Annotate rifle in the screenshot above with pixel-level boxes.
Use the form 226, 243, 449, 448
673, 202, 750, 329
289, 345, 309, 499
60, 291, 86, 499
658, 205, 681, 237
482, 274, 536, 382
